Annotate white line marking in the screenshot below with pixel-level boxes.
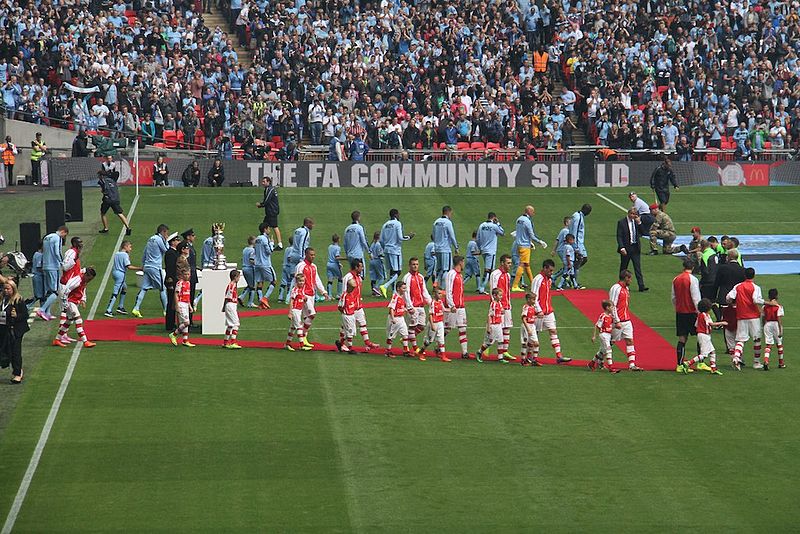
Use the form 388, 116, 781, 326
595, 192, 628, 212
2, 195, 139, 534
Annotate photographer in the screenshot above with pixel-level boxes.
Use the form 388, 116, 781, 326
98, 156, 132, 235
207, 158, 225, 187
0, 279, 29, 384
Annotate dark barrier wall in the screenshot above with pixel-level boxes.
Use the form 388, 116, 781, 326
43, 159, 800, 188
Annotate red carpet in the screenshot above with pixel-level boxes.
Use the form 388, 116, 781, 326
84, 290, 676, 371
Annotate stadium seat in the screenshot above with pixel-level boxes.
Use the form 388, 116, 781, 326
163, 130, 178, 148
470, 142, 485, 149
457, 142, 470, 150
153, 142, 167, 149
486, 142, 501, 150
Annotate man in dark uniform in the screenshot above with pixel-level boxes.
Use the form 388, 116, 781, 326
164, 232, 181, 331
616, 208, 648, 292
98, 155, 133, 235
181, 228, 200, 329
256, 177, 282, 249
714, 249, 746, 318
649, 156, 679, 212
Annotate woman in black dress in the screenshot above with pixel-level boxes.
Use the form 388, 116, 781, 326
0, 279, 30, 384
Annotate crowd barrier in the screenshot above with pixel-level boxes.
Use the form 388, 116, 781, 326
42, 158, 800, 188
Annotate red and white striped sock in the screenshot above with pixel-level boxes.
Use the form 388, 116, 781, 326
550, 333, 562, 358
338, 328, 345, 344
345, 336, 353, 348
360, 327, 371, 344
58, 317, 69, 338
710, 352, 717, 369
526, 342, 535, 359
286, 328, 295, 345
75, 319, 87, 342
224, 327, 231, 341
438, 342, 445, 354
764, 346, 771, 365
685, 355, 699, 366
385, 338, 392, 349
733, 341, 744, 361
230, 329, 238, 342
605, 349, 613, 367
502, 328, 510, 353
754, 340, 762, 360
626, 344, 636, 367
458, 326, 468, 353
778, 344, 784, 364
303, 317, 314, 335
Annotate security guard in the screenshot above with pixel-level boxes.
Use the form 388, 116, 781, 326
30, 132, 47, 185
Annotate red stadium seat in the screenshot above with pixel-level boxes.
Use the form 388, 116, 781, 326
470, 142, 485, 149
486, 142, 501, 150
457, 141, 470, 150
163, 130, 178, 148
153, 142, 167, 149
764, 141, 772, 149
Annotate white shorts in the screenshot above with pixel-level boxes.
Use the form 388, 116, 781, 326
445, 307, 467, 328
598, 332, 612, 352
612, 320, 634, 341
502, 309, 513, 329
408, 307, 426, 328
697, 332, 715, 357
426, 321, 445, 345
289, 309, 303, 329
224, 302, 240, 328
64, 301, 81, 320
764, 321, 782, 345
735, 318, 761, 342
302, 294, 316, 317
535, 312, 557, 332
354, 308, 367, 327
485, 324, 504, 345
521, 322, 539, 345
341, 313, 356, 338
387, 316, 409, 340
177, 302, 190, 325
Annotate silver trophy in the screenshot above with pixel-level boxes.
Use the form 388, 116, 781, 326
212, 222, 227, 269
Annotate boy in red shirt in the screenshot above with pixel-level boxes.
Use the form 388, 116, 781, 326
422, 289, 449, 362
52, 267, 97, 348
520, 292, 542, 366
763, 288, 785, 369
169, 270, 194, 347
476, 288, 506, 363
223, 270, 242, 349
589, 299, 619, 373
286, 273, 312, 351
386, 281, 411, 358
680, 298, 726, 375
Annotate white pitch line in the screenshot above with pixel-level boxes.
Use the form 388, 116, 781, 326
595, 192, 628, 213
1, 195, 140, 534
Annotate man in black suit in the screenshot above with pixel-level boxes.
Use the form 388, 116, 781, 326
181, 228, 200, 329
164, 232, 181, 331
616, 208, 648, 292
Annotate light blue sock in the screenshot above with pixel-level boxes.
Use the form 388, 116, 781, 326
265, 285, 275, 299
247, 288, 256, 306
384, 272, 398, 290
133, 289, 146, 311
118, 290, 126, 309
159, 289, 167, 311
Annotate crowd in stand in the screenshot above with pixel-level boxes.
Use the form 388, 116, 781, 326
2, 0, 800, 158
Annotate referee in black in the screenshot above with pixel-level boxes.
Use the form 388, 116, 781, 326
256, 177, 282, 249
98, 155, 132, 235
164, 232, 181, 331
649, 156, 679, 212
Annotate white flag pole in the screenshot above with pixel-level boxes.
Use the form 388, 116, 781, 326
134, 139, 140, 196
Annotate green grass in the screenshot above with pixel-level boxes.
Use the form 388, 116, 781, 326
1, 186, 799, 532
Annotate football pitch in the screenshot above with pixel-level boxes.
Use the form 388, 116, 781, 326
1, 185, 798, 531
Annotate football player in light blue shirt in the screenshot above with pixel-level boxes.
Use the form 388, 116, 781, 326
29, 242, 44, 311
432, 205, 459, 286
378, 208, 414, 297
241, 236, 257, 307
475, 212, 504, 293
132, 224, 169, 317
326, 234, 344, 297
254, 223, 276, 304
568, 203, 592, 289
201, 234, 215, 268
343, 210, 370, 265
464, 232, 481, 290
423, 239, 436, 284
37, 225, 68, 320
278, 235, 295, 302
369, 231, 385, 295
552, 216, 572, 286
104, 240, 140, 316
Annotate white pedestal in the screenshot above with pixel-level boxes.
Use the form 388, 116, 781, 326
198, 265, 238, 335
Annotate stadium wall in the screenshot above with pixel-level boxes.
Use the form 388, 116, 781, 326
43, 158, 799, 188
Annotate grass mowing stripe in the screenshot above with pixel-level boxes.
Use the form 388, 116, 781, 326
316, 355, 360, 532
1, 195, 140, 534
595, 192, 628, 212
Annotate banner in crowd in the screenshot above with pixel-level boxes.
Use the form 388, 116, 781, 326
43, 158, 800, 188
